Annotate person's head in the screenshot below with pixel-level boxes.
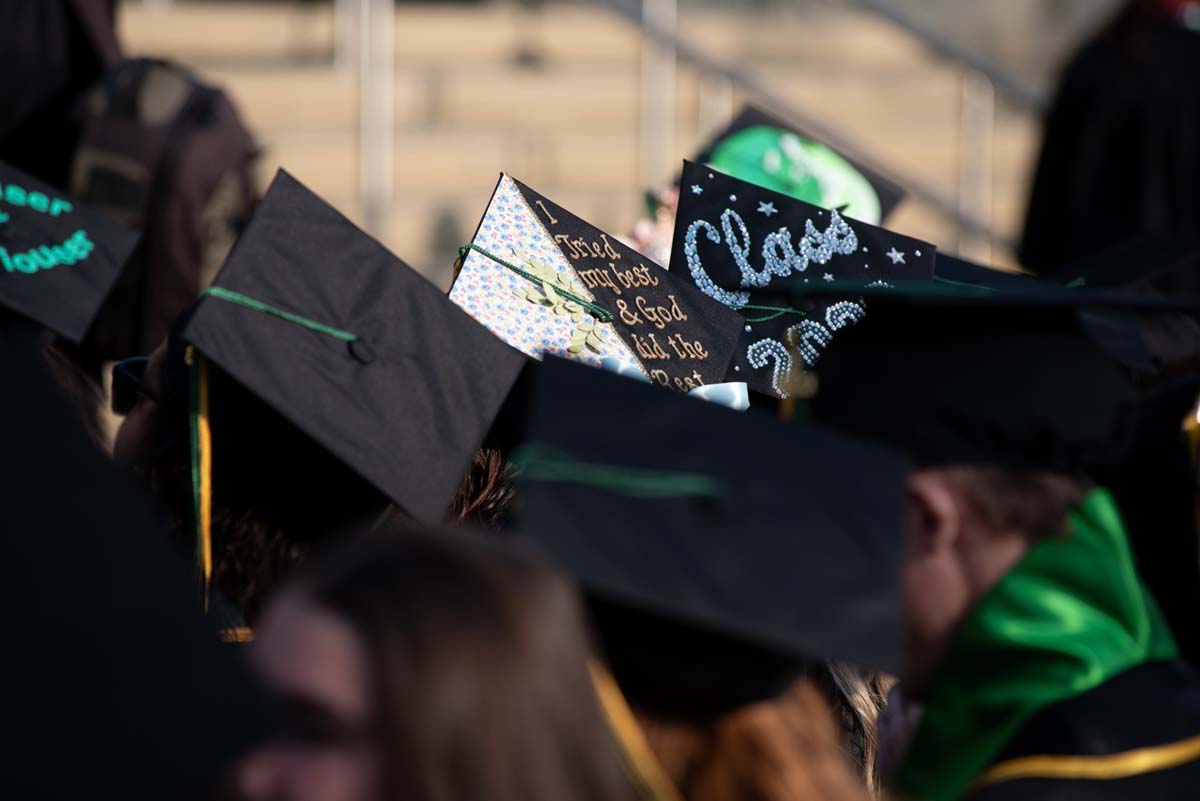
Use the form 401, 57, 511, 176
900, 465, 1091, 695
808, 296, 1143, 696
505, 356, 910, 801
112, 331, 391, 621
237, 527, 636, 801
588, 598, 886, 798
633, 678, 872, 801
112, 332, 523, 620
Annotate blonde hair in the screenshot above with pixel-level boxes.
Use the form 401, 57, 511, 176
825, 663, 893, 794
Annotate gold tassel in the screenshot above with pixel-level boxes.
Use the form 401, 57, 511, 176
1182, 398, 1200, 562
187, 346, 214, 611
589, 661, 686, 801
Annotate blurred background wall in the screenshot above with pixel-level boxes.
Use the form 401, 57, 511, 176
119, 0, 1122, 286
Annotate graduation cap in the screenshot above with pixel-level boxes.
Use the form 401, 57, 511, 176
692, 105, 906, 225
179, 169, 526, 540
0, 160, 136, 342
1035, 239, 1200, 666
932, 252, 1035, 291
668, 160, 934, 398
792, 280, 1200, 473
450, 173, 742, 394
818, 273, 1200, 666
1040, 238, 1200, 382
930, 251, 1180, 376
509, 357, 908, 719
0, 326, 272, 800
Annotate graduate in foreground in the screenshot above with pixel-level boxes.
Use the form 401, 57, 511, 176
803, 284, 1200, 800
233, 356, 913, 801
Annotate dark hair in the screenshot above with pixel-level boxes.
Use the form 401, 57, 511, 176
41, 334, 106, 450
295, 527, 638, 801
135, 334, 390, 621
446, 448, 515, 527
941, 465, 1092, 541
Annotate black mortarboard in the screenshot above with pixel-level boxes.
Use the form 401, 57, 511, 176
1046, 237, 1200, 293
669, 160, 934, 397
932, 252, 1035, 291
1041, 238, 1200, 382
0, 328, 272, 800
882, 256, 1200, 665
180, 170, 527, 523
1037, 239, 1200, 666
509, 357, 908, 718
0, 160, 136, 341
797, 281, 1196, 473
692, 105, 906, 225
931, 252, 1161, 374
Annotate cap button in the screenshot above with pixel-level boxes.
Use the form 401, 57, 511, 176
348, 338, 375, 365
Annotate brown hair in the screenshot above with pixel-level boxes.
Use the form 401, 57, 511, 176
636, 679, 873, 801
446, 448, 515, 527
941, 466, 1092, 541
300, 528, 638, 801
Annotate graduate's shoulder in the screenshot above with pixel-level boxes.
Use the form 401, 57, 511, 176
966, 660, 1200, 801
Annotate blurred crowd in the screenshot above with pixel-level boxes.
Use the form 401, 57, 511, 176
2, 2, 1200, 801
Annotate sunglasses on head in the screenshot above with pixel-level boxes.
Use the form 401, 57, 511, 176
111, 356, 161, 416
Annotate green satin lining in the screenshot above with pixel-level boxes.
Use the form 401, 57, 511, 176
894, 489, 1178, 801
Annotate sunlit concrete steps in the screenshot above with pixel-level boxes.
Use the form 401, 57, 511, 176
118, 1, 1039, 279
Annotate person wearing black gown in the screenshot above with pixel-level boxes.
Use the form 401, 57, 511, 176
1020, 0, 1200, 275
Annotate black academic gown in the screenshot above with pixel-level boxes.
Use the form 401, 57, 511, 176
966, 660, 1200, 801
1019, 9, 1200, 274
1099, 377, 1200, 668
0, 0, 118, 188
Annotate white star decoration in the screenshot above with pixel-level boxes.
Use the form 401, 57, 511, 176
691, 185, 703, 195
757, 202, 777, 217
886, 247, 906, 265
823, 273, 834, 282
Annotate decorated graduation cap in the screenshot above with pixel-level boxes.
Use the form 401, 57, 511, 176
669, 160, 934, 398
450, 173, 742, 394
0, 160, 136, 342
510, 356, 908, 720
796, 280, 1199, 472
179, 170, 526, 589
692, 105, 906, 225
0, 329, 272, 801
